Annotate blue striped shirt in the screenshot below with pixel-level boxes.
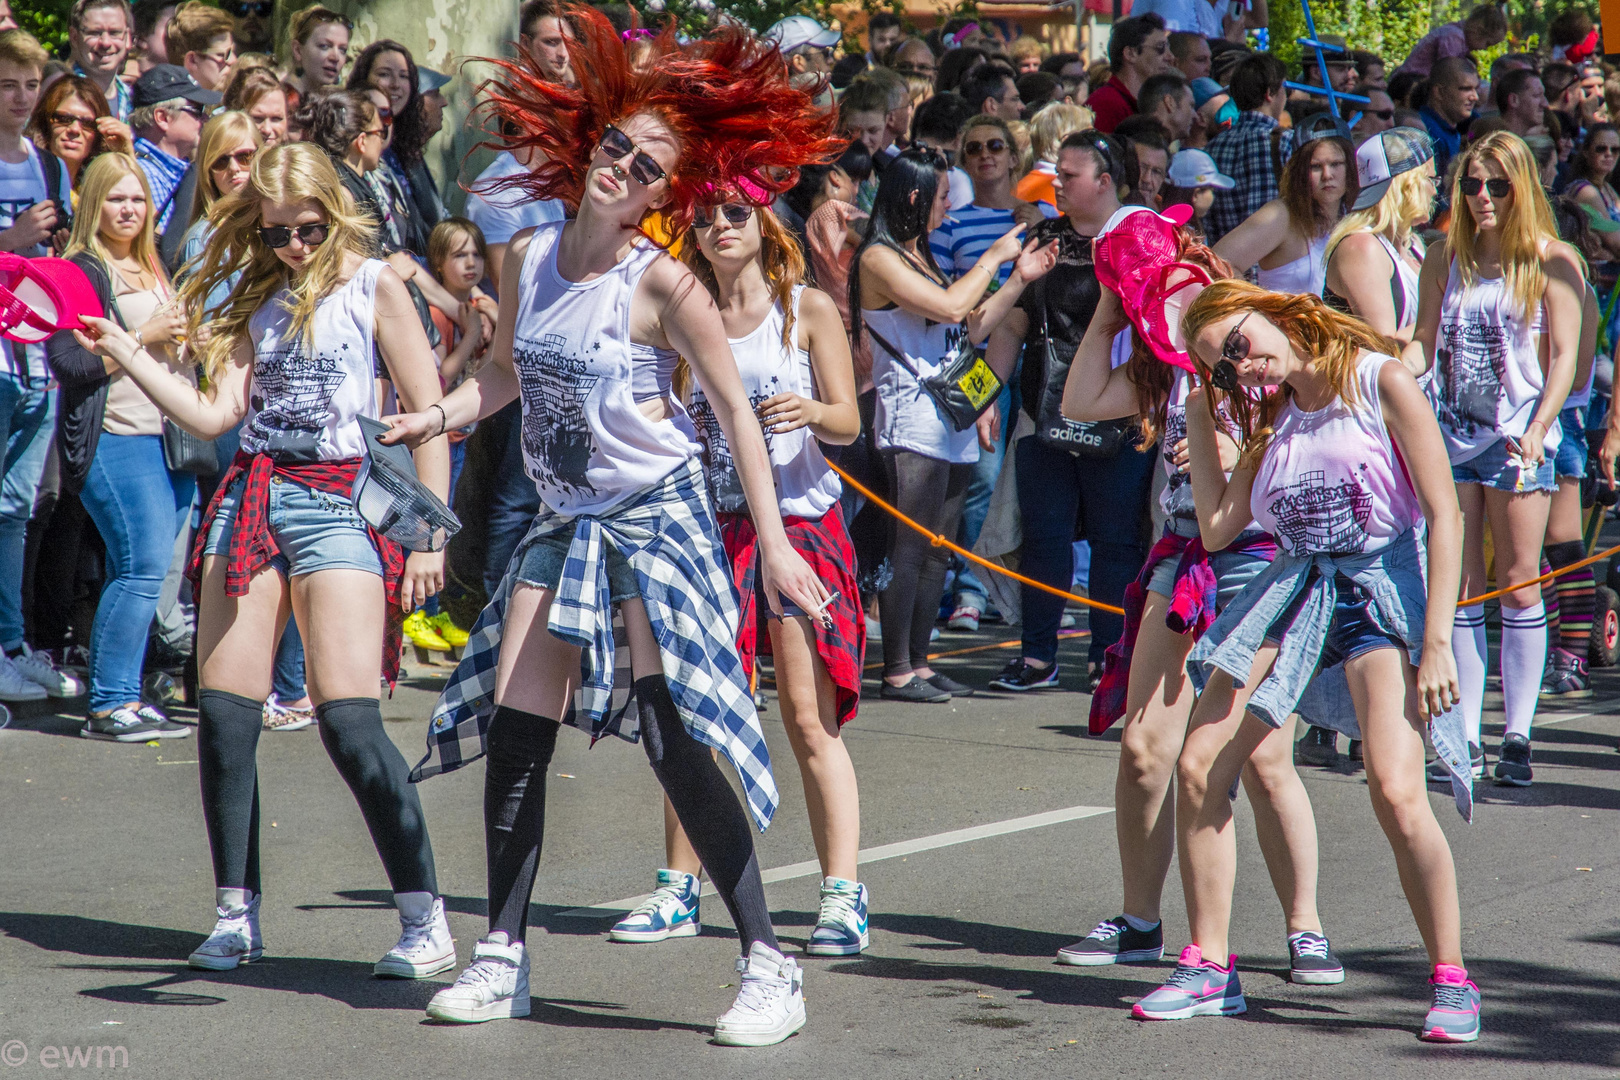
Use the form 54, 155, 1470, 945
928, 202, 1058, 285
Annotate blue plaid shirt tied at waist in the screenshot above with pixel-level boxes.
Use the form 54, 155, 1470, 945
410, 458, 780, 830
1185, 528, 1475, 821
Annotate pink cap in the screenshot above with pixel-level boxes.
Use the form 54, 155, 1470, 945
0, 255, 104, 344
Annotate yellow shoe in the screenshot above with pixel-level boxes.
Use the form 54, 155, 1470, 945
403, 610, 451, 651
427, 611, 470, 648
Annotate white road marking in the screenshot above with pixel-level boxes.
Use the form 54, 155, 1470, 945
555, 804, 1114, 919
1535, 698, 1620, 726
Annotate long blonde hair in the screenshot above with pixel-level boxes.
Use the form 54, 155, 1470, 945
63, 154, 163, 278
1325, 164, 1433, 264
1181, 279, 1401, 468
190, 110, 263, 222
1446, 130, 1569, 320
178, 141, 379, 383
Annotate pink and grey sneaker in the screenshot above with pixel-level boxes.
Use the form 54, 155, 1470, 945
1421, 964, 1481, 1043
1131, 945, 1246, 1020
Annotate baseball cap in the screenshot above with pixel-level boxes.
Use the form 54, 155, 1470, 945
1190, 77, 1226, 110
765, 15, 841, 55
417, 66, 451, 95
1350, 126, 1434, 211
131, 64, 223, 110
1292, 110, 1352, 148
1167, 148, 1236, 190
0, 254, 104, 344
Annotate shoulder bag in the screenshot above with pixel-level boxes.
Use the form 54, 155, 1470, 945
1034, 302, 1134, 458
865, 321, 1001, 432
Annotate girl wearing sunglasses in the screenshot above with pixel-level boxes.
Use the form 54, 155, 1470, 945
1408, 130, 1586, 789
381, 11, 842, 1045
608, 197, 867, 957
70, 142, 457, 984
1057, 218, 1340, 989
1171, 279, 1475, 1042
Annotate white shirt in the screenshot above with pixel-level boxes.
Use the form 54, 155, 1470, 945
465, 151, 566, 246
1130, 0, 1227, 36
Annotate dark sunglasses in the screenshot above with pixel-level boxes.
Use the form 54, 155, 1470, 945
258, 222, 331, 249
1209, 313, 1251, 392
174, 102, 207, 120
598, 125, 666, 186
1459, 176, 1511, 198
225, 0, 275, 15
895, 63, 935, 77
47, 111, 94, 131
693, 203, 752, 229
963, 138, 1008, 156
1368, 108, 1395, 120
211, 148, 255, 171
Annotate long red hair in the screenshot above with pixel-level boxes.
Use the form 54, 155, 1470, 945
474, 6, 844, 239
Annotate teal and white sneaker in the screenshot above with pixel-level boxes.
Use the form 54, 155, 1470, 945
608, 869, 701, 943
805, 877, 868, 956
1420, 964, 1482, 1043
1131, 945, 1246, 1020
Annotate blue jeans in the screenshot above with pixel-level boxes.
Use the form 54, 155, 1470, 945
1014, 434, 1155, 665
948, 381, 1012, 612
80, 434, 196, 712
0, 377, 54, 650
484, 404, 541, 597
272, 620, 306, 702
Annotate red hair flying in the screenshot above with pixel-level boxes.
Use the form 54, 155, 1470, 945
475, 5, 844, 238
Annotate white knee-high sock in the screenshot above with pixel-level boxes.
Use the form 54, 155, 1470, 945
1499, 602, 1547, 741
1452, 604, 1488, 748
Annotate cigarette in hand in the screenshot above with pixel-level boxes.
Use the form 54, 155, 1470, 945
811, 589, 839, 625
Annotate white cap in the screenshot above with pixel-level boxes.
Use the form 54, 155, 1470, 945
1166, 148, 1236, 190
766, 15, 841, 55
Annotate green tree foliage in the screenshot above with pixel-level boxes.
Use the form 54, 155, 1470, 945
1268, 0, 1451, 76
17, 0, 75, 56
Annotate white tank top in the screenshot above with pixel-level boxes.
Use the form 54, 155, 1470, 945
1255, 232, 1329, 297
863, 302, 978, 464
1251, 352, 1422, 555
1567, 281, 1600, 410
241, 258, 383, 462
512, 221, 702, 517
1433, 258, 1558, 465
1160, 370, 1242, 522
689, 287, 842, 520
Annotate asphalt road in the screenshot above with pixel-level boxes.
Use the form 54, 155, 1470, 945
2, 618, 1618, 1079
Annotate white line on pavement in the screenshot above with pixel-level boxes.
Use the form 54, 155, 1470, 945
554, 804, 1115, 919
1536, 698, 1620, 727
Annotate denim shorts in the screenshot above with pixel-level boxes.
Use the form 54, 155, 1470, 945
1267, 573, 1404, 665
1450, 435, 1558, 493
1553, 405, 1588, 480
516, 530, 640, 603
1146, 524, 1271, 613
203, 474, 383, 578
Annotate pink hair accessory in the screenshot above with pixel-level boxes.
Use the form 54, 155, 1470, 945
0, 254, 104, 344
1091, 204, 1204, 371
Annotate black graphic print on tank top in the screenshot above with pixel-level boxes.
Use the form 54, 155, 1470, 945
1265, 466, 1375, 554
688, 380, 778, 514
515, 332, 601, 497
246, 345, 349, 462
1436, 323, 1507, 436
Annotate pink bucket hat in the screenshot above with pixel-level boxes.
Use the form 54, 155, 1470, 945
0, 254, 104, 344
1091, 204, 1210, 372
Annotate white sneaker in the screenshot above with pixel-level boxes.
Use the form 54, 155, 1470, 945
712, 941, 806, 1047
0, 654, 46, 702
188, 892, 263, 970
865, 615, 881, 643
9, 644, 83, 698
426, 939, 531, 1023
375, 893, 457, 978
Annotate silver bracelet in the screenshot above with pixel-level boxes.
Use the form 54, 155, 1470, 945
133, 327, 144, 346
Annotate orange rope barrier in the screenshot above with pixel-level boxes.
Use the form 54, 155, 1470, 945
829, 462, 1620, 614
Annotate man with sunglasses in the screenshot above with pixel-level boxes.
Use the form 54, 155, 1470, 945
1088, 13, 1171, 135
129, 63, 219, 235
69, 0, 133, 121
1351, 88, 1397, 144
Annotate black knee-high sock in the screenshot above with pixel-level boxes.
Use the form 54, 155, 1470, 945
484, 705, 560, 942
315, 698, 438, 895
197, 689, 264, 896
635, 675, 779, 954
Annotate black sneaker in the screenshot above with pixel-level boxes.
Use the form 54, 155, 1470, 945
1540, 649, 1593, 699
1347, 739, 1363, 763
1287, 931, 1345, 984
81, 706, 161, 743
1494, 733, 1533, 786
925, 672, 975, 697
988, 658, 1059, 692
1295, 725, 1339, 767
137, 704, 192, 740
879, 676, 951, 703
1056, 915, 1164, 966
1428, 743, 1485, 782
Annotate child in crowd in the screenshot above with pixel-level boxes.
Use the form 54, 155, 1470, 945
1159, 149, 1234, 239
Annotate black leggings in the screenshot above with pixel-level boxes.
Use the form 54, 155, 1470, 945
878, 450, 974, 677
485, 677, 778, 952
196, 690, 437, 896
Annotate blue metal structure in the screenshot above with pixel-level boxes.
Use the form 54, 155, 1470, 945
1279, 0, 1370, 122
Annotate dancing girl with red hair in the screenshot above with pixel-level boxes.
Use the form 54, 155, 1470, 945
386, 8, 841, 1045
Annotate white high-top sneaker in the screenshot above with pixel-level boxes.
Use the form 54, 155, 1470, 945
426, 939, 531, 1023
375, 893, 457, 978
188, 890, 263, 970
712, 941, 806, 1047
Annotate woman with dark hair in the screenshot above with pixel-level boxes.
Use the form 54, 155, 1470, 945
27, 74, 131, 193
383, 10, 845, 1043
296, 87, 388, 228
1213, 116, 1354, 296
935, 45, 988, 94
853, 146, 1052, 702
349, 39, 441, 242
1562, 123, 1620, 261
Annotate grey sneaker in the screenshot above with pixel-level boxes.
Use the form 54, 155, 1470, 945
1057, 915, 1163, 966
1420, 965, 1481, 1042
81, 706, 160, 742
1131, 945, 1246, 1020
1287, 931, 1345, 984
136, 704, 192, 740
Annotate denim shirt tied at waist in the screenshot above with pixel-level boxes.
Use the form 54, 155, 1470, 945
1186, 528, 1474, 821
